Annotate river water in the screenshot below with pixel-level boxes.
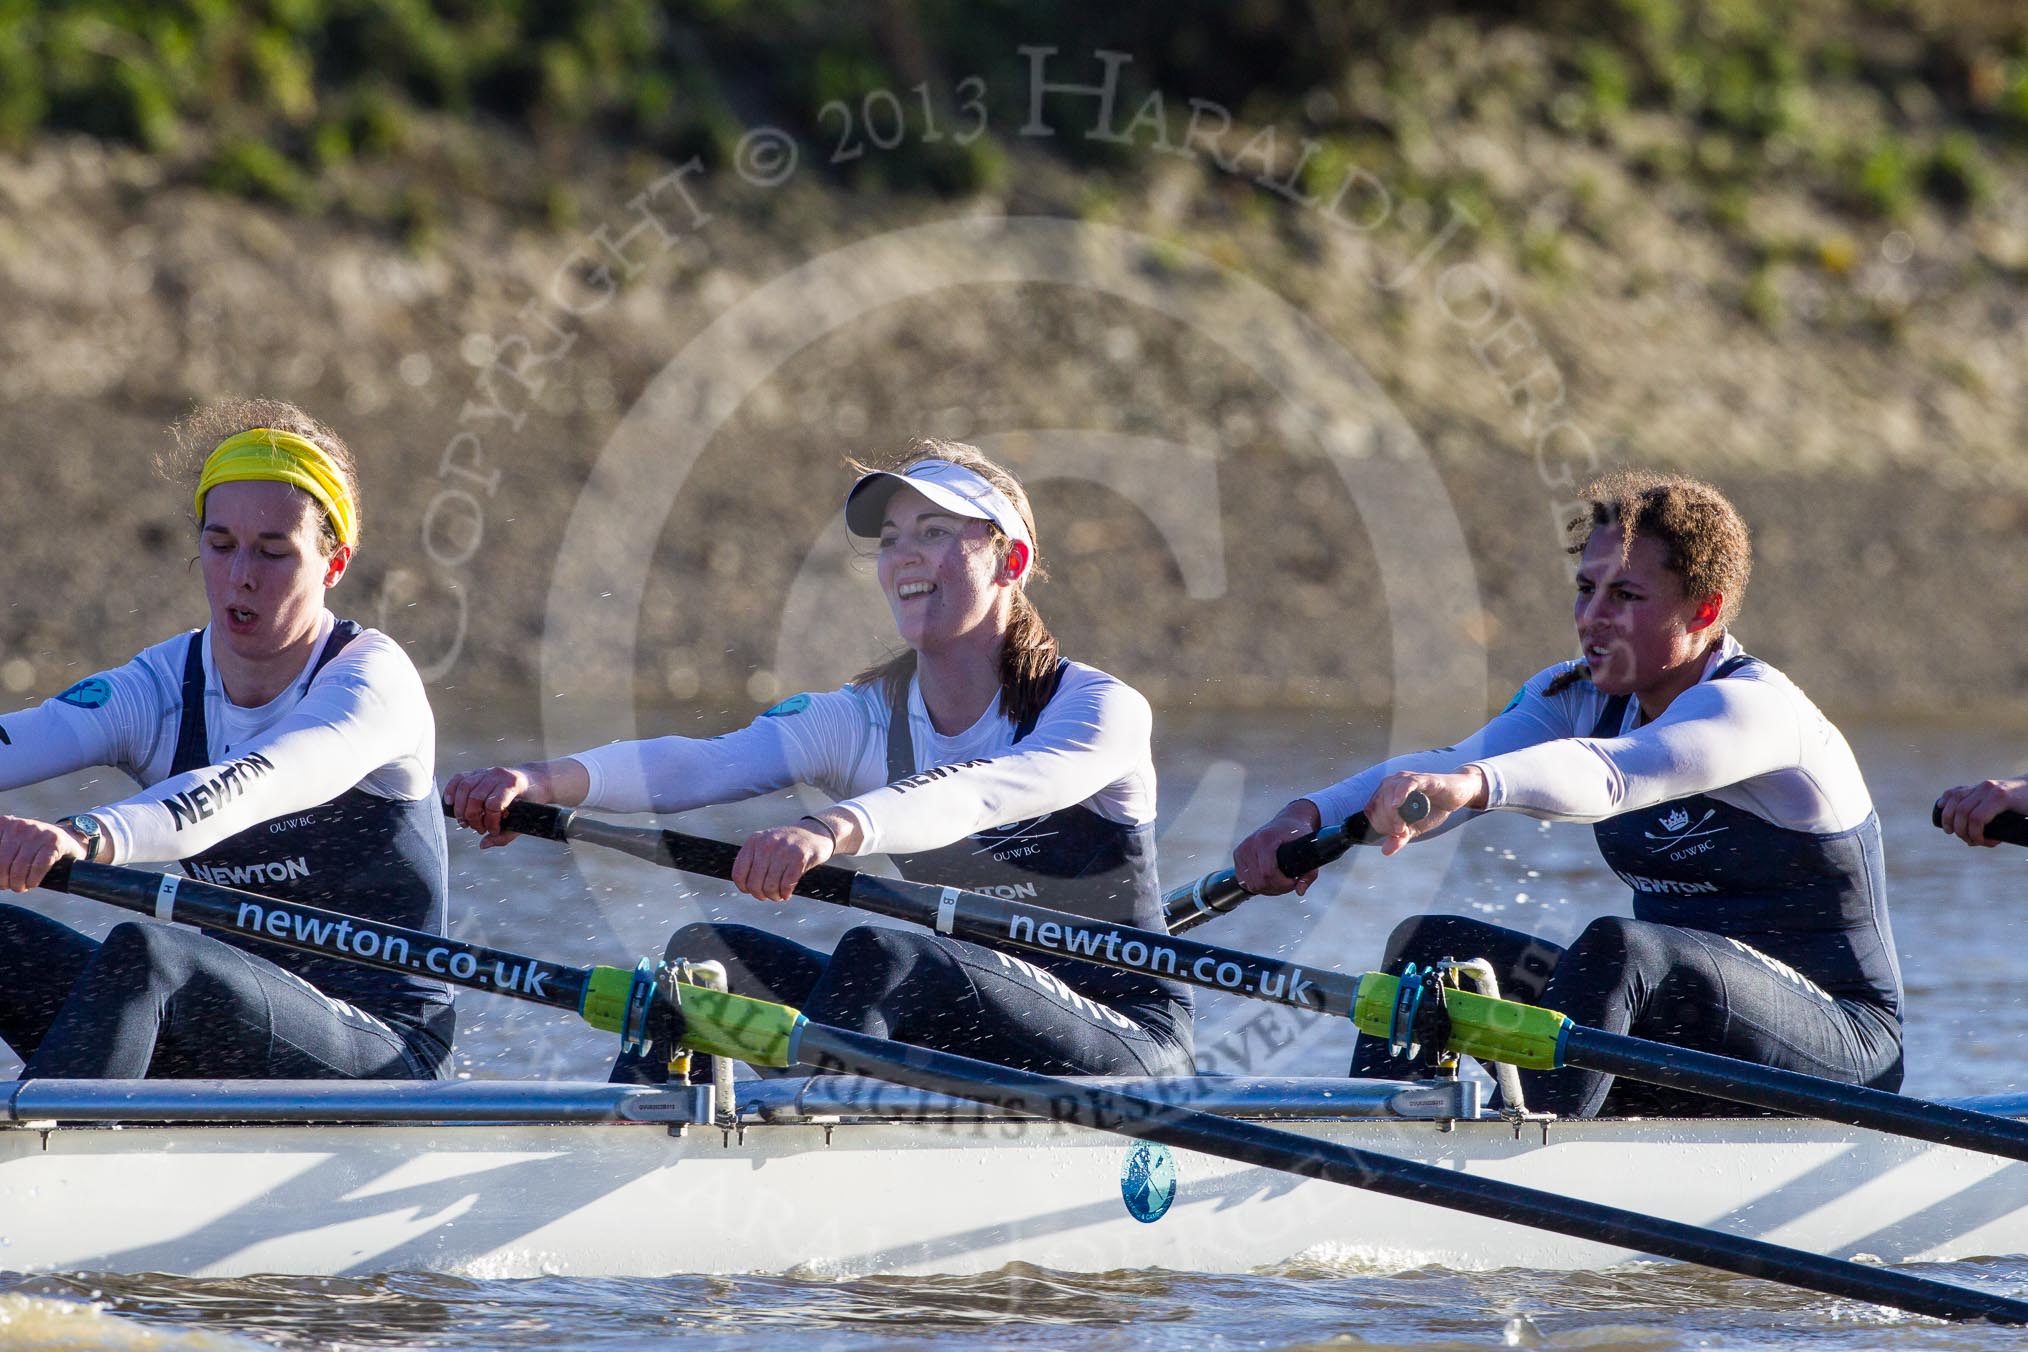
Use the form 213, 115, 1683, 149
1, 713, 2025, 1350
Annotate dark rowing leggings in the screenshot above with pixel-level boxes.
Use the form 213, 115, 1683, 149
0, 905, 448, 1080
1349, 914, 1904, 1118
612, 921, 1193, 1084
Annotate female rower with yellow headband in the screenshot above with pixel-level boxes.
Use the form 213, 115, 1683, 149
0, 399, 454, 1080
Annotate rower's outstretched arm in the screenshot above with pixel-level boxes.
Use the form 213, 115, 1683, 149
1469, 677, 1870, 834
826, 678, 1150, 856
1300, 669, 1579, 832
0, 660, 161, 791
88, 636, 433, 865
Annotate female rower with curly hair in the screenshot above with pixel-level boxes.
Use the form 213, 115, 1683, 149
1233, 470, 1900, 1117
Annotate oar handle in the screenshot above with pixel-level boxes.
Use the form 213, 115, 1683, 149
1931, 799, 2028, 848
1164, 791, 1430, 934
483, 799, 856, 903
496, 799, 576, 841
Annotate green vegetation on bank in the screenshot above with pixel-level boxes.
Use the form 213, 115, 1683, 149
7, 2, 2027, 282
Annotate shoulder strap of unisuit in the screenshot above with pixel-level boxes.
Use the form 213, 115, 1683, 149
1588, 651, 1754, 740
885, 675, 915, 782
171, 619, 363, 776
1588, 692, 1631, 740
1012, 658, 1071, 744
311, 618, 364, 680
170, 629, 210, 776
886, 656, 1074, 773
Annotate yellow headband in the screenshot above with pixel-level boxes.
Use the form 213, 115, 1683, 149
194, 428, 358, 547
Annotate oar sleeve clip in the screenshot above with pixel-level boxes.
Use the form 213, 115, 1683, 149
1386, 964, 1452, 1060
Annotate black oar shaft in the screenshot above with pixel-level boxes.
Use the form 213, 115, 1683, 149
507, 803, 1362, 1017
1163, 812, 1384, 933
1164, 793, 1429, 934
792, 1020, 2028, 1325
555, 810, 854, 904
44, 860, 593, 1015
502, 801, 2028, 1171
1563, 1025, 2028, 1163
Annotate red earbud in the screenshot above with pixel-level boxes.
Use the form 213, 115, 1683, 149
1005, 541, 1030, 581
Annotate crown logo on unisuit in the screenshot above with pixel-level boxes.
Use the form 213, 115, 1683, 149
1660, 808, 1691, 833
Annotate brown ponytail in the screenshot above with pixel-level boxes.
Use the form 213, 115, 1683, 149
996, 585, 1061, 725
847, 438, 1060, 723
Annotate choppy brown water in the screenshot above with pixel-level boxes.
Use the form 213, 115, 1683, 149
2, 714, 2025, 1349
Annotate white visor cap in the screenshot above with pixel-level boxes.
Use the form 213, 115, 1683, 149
844, 459, 1032, 552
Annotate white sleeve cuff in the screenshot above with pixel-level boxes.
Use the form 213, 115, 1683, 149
93, 810, 136, 867
834, 801, 877, 855
566, 753, 609, 810
1466, 760, 1506, 810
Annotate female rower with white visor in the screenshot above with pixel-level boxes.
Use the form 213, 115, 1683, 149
448, 439, 1194, 1080
1232, 469, 1900, 1118
0, 399, 453, 1080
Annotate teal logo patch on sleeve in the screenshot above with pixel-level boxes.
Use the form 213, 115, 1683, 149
1121, 1142, 1177, 1223
760, 694, 812, 718
55, 678, 111, 710
1500, 686, 1525, 714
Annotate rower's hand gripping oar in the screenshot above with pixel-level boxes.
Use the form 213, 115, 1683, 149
1163, 792, 1430, 934
482, 799, 2028, 1171
33, 858, 2028, 1322
1931, 800, 2028, 847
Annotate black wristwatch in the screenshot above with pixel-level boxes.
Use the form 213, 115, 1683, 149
56, 814, 105, 864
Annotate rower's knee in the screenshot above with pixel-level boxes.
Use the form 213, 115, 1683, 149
666, 921, 778, 971
666, 921, 732, 959
91, 921, 204, 989
829, 925, 927, 967
1381, 914, 1474, 969
1565, 916, 1655, 974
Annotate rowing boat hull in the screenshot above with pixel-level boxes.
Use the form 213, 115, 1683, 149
2, 1083, 2024, 1278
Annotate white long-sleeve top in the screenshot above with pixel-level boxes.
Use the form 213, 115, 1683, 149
570, 661, 1157, 855
0, 613, 438, 866
1305, 636, 1874, 836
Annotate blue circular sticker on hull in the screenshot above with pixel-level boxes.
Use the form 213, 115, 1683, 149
1121, 1142, 1176, 1224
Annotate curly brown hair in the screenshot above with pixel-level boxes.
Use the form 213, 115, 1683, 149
162, 397, 360, 558
1565, 469, 1751, 623
846, 438, 1059, 725
1546, 470, 1752, 696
